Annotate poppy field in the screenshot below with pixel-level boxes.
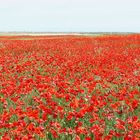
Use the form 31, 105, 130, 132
0, 34, 140, 140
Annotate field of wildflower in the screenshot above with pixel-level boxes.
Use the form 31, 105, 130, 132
0, 34, 140, 140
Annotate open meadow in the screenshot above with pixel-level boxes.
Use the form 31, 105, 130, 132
0, 34, 140, 140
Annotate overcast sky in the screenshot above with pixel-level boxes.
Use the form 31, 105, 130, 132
0, 0, 140, 32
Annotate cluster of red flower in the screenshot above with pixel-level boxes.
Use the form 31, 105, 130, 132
0, 34, 140, 139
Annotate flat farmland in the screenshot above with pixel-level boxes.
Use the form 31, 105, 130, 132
0, 34, 140, 140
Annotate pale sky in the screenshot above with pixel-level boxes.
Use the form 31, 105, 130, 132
0, 0, 140, 32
